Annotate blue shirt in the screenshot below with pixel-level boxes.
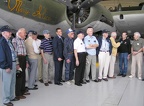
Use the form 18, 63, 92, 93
100, 37, 109, 51
40, 38, 53, 53
84, 35, 99, 55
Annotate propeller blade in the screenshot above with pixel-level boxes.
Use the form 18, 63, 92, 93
56, 0, 72, 7
79, 0, 101, 9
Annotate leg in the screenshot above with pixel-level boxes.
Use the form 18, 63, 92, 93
103, 52, 111, 78
38, 55, 43, 80
85, 55, 91, 80
69, 55, 74, 80
123, 53, 128, 75
98, 52, 105, 79
54, 61, 60, 84
131, 55, 136, 76
109, 56, 116, 77
136, 53, 143, 78
43, 54, 49, 83
91, 56, 96, 80
119, 53, 123, 74
48, 55, 54, 81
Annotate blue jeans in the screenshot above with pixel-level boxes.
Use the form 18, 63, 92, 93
119, 53, 128, 75
65, 54, 74, 81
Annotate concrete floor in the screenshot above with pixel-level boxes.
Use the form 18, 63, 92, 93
0, 59, 144, 106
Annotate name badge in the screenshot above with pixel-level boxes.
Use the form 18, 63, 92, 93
137, 43, 139, 45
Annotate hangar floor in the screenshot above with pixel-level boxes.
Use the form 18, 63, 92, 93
0, 60, 144, 106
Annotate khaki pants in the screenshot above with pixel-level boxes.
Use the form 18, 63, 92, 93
131, 52, 143, 77
98, 52, 111, 79
85, 55, 96, 80
43, 53, 54, 83
37, 55, 43, 80
109, 55, 116, 77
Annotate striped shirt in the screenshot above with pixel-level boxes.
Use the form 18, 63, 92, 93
12, 35, 27, 55
40, 38, 53, 53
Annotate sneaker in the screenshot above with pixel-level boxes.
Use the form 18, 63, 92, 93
138, 77, 142, 80
70, 80, 75, 83
129, 75, 134, 78
65, 81, 71, 85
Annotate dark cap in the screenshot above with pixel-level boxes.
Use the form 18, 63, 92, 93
66, 28, 74, 34
102, 29, 109, 33
0, 25, 11, 32
77, 30, 84, 35
28, 30, 37, 35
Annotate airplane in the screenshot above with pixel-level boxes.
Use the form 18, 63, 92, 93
0, 0, 144, 37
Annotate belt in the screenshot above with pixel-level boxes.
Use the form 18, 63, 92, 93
12, 61, 16, 62
44, 52, 53, 55
100, 50, 109, 52
18, 54, 26, 56
78, 52, 86, 54
68, 52, 73, 54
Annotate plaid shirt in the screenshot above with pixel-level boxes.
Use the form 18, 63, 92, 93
12, 35, 27, 55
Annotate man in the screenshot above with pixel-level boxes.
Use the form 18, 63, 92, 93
84, 27, 99, 82
129, 32, 143, 80
12, 28, 29, 99
74, 31, 87, 86
97, 30, 112, 82
63, 28, 75, 85
34, 37, 43, 83
108, 32, 120, 78
117, 32, 131, 77
25, 31, 39, 90
53, 28, 64, 85
0, 25, 18, 106
40, 30, 53, 86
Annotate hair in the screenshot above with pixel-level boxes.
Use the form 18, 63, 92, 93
87, 26, 93, 30
134, 32, 141, 37
111, 32, 117, 37
56, 28, 61, 32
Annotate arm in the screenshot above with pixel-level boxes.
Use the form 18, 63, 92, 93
74, 49, 79, 66
110, 37, 120, 48
63, 38, 68, 59
52, 37, 60, 60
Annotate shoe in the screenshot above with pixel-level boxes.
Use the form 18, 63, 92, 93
138, 77, 142, 80
11, 97, 20, 101
4, 102, 13, 106
23, 92, 30, 95
81, 81, 86, 84
108, 76, 116, 79
117, 73, 122, 76
34, 84, 38, 87
70, 80, 75, 83
60, 80, 65, 82
16, 95, 26, 99
93, 79, 99, 82
122, 74, 126, 77
75, 83, 82, 86
65, 81, 71, 85
39, 79, 43, 83
55, 83, 63, 85
98, 79, 102, 82
48, 81, 53, 84
44, 83, 49, 86
103, 78, 108, 81
85, 80, 90, 83
129, 75, 134, 78
28, 87, 38, 90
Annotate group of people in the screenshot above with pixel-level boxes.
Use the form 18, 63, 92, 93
0, 25, 144, 106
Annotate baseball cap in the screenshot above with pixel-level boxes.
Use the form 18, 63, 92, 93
28, 30, 37, 35
76, 30, 84, 35
66, 28, 74, 34
102, 29, 109, 33
43, 30, 50, 35
0, 25, 11, 32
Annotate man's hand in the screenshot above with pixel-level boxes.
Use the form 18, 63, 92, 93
43, 58, 48, 64
132, 52, 138, 55
76, 60, 79, 66
16, 64, 20, 70
6, 68, 11, 73
66, 59, 71, 63
58, 58, 63, 61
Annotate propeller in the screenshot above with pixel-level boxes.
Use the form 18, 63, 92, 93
57, 0, 102, 31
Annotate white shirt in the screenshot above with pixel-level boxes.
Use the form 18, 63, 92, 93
74, 38, 86, 53
33, 39, 41, 54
